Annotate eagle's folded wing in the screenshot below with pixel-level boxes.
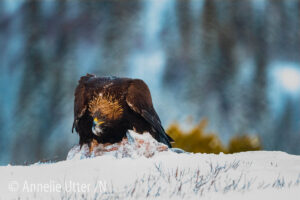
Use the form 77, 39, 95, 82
72, 74, 95, 132
126, 79, 173, 147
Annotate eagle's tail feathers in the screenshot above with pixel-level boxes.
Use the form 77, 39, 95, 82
166, 134, 174, 142
158, 131, 172, 148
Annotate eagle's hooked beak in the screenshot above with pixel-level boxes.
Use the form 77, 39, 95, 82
92, 118, 104, 136
93, 118, 104, 127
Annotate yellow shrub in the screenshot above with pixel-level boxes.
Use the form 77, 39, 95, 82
166, 119, 262, 154
228, 135, 261, 153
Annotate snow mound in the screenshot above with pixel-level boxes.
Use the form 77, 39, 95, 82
67, 130, 169, 160
1, 151, 300, 199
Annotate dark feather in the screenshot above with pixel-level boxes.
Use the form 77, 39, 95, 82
126, 79, 173, 147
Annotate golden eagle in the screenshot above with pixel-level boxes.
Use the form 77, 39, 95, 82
72, 74, 173, 148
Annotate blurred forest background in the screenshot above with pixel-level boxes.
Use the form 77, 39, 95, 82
0, 0, 300, 165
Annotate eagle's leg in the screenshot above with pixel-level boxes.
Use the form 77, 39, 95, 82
89, 139, 99, 153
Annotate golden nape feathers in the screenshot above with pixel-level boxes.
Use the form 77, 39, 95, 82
88, 94, 123, 121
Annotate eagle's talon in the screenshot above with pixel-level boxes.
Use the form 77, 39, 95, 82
89, 139, 99, 153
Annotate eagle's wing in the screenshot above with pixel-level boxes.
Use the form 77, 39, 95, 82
126, 79, 173, 147
72, 74, 96, 133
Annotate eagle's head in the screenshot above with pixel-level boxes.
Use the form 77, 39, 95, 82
88, 94, 124, 137
92, 116, 106, 136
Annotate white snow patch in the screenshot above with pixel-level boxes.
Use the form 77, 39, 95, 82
67, 130, 169, 160
0, 131, 300, 199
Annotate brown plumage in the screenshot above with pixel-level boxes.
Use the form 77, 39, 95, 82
72, 74, 173, 148
88, 95, 124, 121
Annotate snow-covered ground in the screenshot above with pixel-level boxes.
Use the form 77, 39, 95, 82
1, 132, 300, 199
